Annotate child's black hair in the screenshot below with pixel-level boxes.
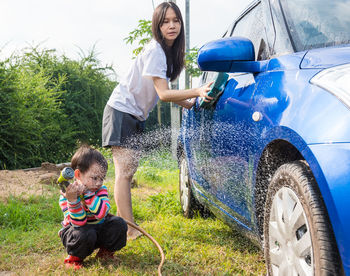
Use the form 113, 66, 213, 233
71, 144, 108, 173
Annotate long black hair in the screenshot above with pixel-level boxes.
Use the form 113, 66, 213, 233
152, 2, 185, 82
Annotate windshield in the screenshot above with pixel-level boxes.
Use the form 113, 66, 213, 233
280, 0, 350, 51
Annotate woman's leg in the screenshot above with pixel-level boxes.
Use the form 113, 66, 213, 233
112, 146, 142, 239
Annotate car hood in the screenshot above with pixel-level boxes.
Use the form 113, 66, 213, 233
300, 44, 350, 69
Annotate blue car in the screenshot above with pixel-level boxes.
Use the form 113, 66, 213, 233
177, 0, 350, 274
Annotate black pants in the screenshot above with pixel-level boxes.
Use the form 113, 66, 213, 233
60, 215, 127, 260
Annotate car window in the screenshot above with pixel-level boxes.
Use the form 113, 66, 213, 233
269, 0, 294, 55
222, 22, 234, 38
200, 71, 219, 86
205, 72, 220, 84
231, 2, 270, 60
261, 0, 276, 56
280, 0, 350, 51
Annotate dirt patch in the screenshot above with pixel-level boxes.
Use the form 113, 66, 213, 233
0, 163, 160, 203
132, 185, 162, 200
0, 163, 70, 202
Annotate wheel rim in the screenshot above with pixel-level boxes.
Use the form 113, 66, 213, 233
179, 158, 190, 212
268, 187, 313, 275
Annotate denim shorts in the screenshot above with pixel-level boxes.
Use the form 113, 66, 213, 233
102, 104, 145, 150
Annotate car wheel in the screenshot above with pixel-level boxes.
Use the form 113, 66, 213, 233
179, 153, 201, 218
264, 160, 343, 275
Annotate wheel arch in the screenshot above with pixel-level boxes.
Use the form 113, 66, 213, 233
254, 139, 345, 272
254, 139, 304, 239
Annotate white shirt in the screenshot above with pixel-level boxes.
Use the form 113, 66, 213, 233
107, 39, 168, 121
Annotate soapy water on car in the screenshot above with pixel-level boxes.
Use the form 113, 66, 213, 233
131, 119, 268, 254
58, 119, 266, 275
121, 119, 265, 272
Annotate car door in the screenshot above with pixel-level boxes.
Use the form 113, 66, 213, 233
183, 71, 218, 194
199, 1, 275, 228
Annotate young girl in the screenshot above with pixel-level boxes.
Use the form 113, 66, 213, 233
59, 145, 127, 269
102, 2, 212, 239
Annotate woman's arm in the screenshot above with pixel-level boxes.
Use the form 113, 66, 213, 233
153, 77, 213, 103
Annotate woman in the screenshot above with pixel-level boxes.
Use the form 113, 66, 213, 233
102, 2, 212, 239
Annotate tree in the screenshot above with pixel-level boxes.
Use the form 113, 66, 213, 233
185, 46, 202, 87
124, 20, 153, 58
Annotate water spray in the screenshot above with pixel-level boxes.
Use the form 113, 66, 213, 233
57, 167, 165, 275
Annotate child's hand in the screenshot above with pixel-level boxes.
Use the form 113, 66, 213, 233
75, 181, 86, 195
61, 181, 85, 202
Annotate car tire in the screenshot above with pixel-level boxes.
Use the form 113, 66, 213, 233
179, 153, 203, 218
263, 160, 343, 275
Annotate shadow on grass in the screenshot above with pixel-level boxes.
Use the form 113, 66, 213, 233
81, 246, 195, 275
188, 218, 260, 253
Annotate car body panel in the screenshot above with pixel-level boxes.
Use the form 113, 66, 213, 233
178, 0, 350, 273
180, 52, 350, 272
306, 143, 350, 271
301, 45, 350, 69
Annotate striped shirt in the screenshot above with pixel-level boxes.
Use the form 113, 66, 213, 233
59, 185, 111, 228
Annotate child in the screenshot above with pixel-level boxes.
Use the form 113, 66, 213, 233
58, 145, 127, 269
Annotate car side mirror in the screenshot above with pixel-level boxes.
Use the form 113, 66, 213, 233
197, 37, 267, 73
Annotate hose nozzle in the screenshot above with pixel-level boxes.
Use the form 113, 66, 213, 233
57, 167, 74, 192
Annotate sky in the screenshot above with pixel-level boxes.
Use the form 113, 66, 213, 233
0, 0, 248, 86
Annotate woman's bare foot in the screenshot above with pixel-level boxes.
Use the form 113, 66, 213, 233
127, 229, 143, 241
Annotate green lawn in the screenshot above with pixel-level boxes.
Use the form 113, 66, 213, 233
0, 148, 265, 275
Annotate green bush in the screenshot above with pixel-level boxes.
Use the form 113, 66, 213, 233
21, 46, 116, 146
0, 57, 74, 169
0, 47, 116, 169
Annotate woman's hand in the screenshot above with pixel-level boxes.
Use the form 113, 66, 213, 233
152, 77, 215, 103
197, 81, 214, 102
175, 97, 196, 109
186, 98, 197, 109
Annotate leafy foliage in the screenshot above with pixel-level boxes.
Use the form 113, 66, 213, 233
0, 46, 116, 169
124, 19, 153, 58
185, 46, 202, 86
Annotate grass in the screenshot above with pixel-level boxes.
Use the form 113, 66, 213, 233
0, 148, 265, 275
